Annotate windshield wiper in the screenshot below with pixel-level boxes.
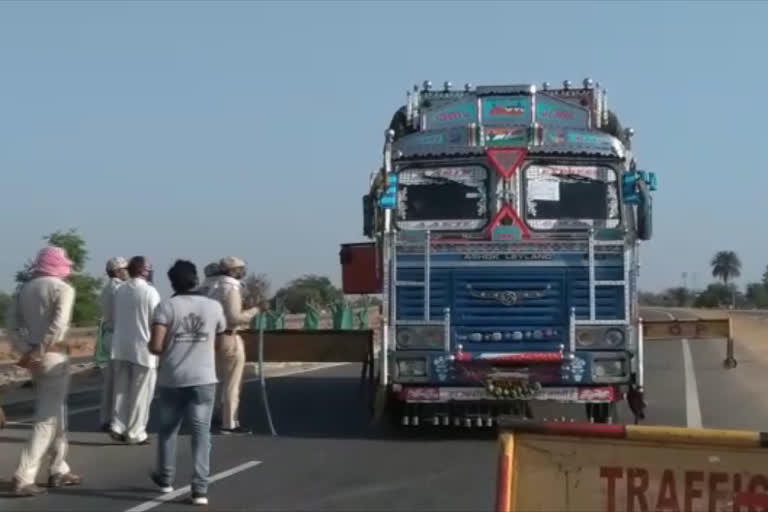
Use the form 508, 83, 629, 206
556, 173, 601, 183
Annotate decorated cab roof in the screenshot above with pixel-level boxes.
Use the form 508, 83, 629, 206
390, 79, 632, 161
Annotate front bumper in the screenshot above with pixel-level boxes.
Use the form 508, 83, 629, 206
396, 385, 619, 403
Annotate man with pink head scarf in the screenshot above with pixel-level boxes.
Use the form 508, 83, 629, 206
5, 246, 82, 496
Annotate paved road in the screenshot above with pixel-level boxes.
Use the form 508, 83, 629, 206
0, 331, 763, 510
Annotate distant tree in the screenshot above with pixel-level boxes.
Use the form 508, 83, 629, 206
694, 283, 734, 309
762, 264, 768, 287
15, 228, 102, 326
711, 251, 741, 308
243, 273, 271, 310
350, 294, 382, 309
665, 287, 692, 307
638, 291, 666, 307
746, 282, 768, 309
272, 274, 343, 314
711, 251, 742, 286
0, 291, 10, 327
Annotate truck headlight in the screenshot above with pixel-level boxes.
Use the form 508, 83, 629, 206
397, 358, 428, 377
604, 329, 625, 347
592, 360, 625, 379
577, 330, 595, 347
576, 327, 626, 349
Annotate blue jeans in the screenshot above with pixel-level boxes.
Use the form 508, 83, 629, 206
155, 384, 216, 494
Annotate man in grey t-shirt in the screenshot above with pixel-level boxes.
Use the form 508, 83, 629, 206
148, 260, 226, 507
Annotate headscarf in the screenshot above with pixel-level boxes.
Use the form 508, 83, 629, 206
34, 246, 72, 279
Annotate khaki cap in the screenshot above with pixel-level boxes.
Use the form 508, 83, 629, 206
106, 257, 128, 273
219, 256, 246, 272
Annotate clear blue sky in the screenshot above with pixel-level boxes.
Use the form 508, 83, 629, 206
1, 0, 765, 297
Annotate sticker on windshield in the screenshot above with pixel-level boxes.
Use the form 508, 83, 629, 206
529, 179, 560, 201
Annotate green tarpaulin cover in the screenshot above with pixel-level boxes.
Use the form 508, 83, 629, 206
93, 320, 110, 364
304, 303, 320, 330
355, 308, 369, 329
331, 301, 353, 329
267, 311, 285, 330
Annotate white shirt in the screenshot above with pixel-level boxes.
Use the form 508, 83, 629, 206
6, 276, 75, 354
100, 277, 124, 332
111, 277, 161, 368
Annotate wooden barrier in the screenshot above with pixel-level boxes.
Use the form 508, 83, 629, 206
642, 318, 731, 340
642, 318, 737, 368
240, 329, 376, 388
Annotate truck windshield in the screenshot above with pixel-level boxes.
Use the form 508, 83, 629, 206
523, 165, 620, 230
396, 166, 489, 230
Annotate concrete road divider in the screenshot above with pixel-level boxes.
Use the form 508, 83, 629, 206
496, 419, 768, 512
642, 317, 737, 369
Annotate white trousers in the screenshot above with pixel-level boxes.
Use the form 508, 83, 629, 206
111, 360, 156, 443
99, 360, 114, 426
14, 352, 72, 486
99, 332, 114, 426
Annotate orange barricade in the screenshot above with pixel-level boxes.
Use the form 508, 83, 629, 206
496, 420, 768, 512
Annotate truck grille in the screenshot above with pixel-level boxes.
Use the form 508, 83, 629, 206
396, 266, 624, 351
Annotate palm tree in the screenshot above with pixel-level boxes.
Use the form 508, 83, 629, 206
711, 251, 742, 308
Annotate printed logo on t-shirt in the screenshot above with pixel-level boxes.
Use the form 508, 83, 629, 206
175, 313, 209, 343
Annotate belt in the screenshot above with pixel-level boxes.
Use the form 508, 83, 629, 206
221, 329, 238, 336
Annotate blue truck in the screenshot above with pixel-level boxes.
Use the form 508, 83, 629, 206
340, 78, 656, 427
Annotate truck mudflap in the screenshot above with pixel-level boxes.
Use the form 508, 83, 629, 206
495, 420, 768, 512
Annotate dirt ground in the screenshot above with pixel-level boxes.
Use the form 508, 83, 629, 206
0, 308, 381, 364
0, 328, 97, 363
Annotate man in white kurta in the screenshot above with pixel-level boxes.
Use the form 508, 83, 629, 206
6, 246, 81, 496
110, 256, 161, 445
98, 256, 128, 431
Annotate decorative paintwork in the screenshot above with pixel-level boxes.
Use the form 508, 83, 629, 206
486, 148, 527, 179
491, 225, 523, 242
406, 132, 445, 146
466, 283, 553, 306
425, 100, 477, 129
565, 130, 617, 150
485, 203, 530, 239
484, 126, 528, 147
482, 97, 531, 124
536, 95, 589, 129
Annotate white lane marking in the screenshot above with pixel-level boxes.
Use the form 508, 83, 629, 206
682, 338, 703, 428
123, 460, 262, 512
9, 363, 351, 423
645, 308, 676, 320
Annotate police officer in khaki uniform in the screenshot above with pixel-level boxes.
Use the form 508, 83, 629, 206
206, 257, 259, 434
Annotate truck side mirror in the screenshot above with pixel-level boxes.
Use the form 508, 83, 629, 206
636, 180, 652, 241
363, 194, 374, 238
